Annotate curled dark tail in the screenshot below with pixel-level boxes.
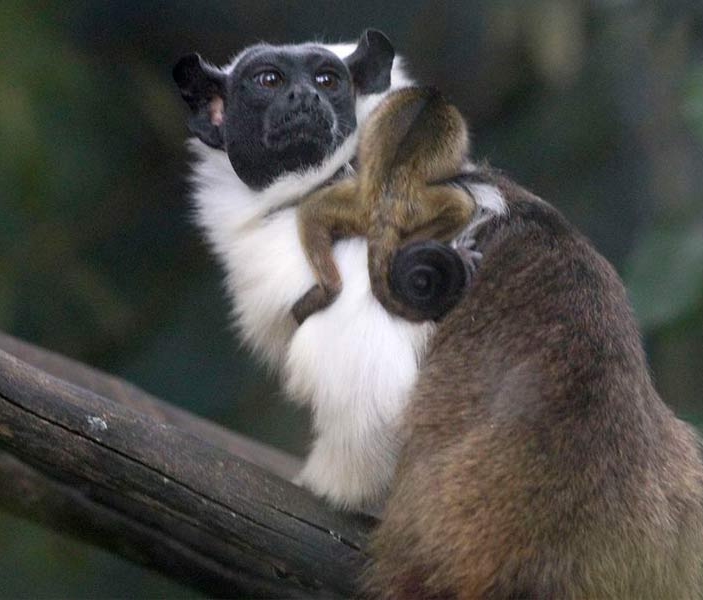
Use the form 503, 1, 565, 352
388, 241, 467, 321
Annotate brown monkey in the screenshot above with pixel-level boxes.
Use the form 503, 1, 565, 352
292, 86, 476, 324
364, 169, 703, 599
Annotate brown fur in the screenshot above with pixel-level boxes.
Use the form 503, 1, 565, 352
292, 86, 475, 324
364, 170, 703, 599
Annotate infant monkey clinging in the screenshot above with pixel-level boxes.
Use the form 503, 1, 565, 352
294, 86, 476, 325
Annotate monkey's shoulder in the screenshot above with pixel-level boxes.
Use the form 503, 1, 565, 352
445, 171, 639, 359
468, 173, 611, 287
470, 174, 574, 248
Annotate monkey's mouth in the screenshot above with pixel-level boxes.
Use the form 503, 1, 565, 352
229, 107, 340, 189
264, 110, 335, 151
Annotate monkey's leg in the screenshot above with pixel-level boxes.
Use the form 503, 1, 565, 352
293, 180, 365, 324
367, 185, 477, 322
403, 185, 481, 284
403, 184, 476, 244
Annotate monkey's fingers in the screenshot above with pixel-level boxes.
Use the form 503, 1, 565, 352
455, 244, 483, 279
453, 236, 482, 273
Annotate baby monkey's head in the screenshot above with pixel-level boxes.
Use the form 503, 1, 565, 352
174, 30, 395, 189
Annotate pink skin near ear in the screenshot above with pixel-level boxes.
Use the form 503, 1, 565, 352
209, 97, 224, 126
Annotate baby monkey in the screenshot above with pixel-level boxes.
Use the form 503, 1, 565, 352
293, 86, 476, 324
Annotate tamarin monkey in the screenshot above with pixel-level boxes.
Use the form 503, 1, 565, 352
293, 86, 476, 325
364, 170, 703, 599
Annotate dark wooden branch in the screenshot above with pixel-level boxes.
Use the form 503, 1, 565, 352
0, 332, 374, 598
0, 332, 302, 481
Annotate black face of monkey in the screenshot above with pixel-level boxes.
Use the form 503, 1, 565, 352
223, 47, 356, 188
174, 30, 395, 190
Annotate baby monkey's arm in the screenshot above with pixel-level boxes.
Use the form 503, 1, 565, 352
293, 178, 365, 325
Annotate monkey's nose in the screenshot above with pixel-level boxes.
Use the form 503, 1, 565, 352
288, 84, 306, 102
287, 87, 321, 111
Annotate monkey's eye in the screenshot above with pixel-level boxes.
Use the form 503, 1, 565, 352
315, 71, 340, 90
254, 71, 284, 88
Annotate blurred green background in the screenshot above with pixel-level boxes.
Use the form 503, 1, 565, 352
1, 0, 702, 597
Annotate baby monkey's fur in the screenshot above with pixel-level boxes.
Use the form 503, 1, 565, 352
293, 86, 475, 324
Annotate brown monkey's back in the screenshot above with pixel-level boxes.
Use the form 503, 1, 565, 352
358, 86, 469, 190
366, 173, 703, 599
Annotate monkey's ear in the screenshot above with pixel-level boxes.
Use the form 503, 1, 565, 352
173, 53, 226, 148
345, 29, 395, 95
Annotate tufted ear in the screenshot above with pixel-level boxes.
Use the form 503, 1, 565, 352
173, 53, 226, 148
345, 29, 395, 95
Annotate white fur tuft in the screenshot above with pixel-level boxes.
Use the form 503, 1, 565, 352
469, 183, 508, 215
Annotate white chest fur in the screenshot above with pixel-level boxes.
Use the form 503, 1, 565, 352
190, 139, 434, 508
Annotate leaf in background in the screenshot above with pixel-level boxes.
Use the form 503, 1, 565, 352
624, 224, 703, 332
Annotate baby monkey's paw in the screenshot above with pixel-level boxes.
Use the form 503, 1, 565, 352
454, 237, 483, 281
292, 284, 340, 325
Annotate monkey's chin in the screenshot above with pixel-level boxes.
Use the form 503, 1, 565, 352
228, 134, 338, 190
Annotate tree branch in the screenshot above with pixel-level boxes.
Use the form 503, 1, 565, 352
0, 332, 373, 598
